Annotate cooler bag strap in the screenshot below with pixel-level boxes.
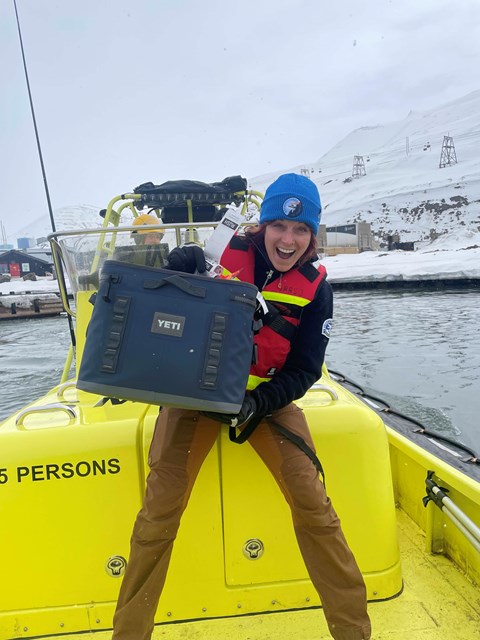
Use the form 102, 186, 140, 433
143, 274, 206, 298
268, 418, 325, 486
229, 415, 325, 486
200, 313, 228, 390
101, 295, 131, 373
229, 414, 264, 444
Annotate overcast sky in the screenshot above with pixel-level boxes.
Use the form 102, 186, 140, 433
1, 0, 479, 240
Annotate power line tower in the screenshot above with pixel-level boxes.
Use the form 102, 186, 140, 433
0, 220, 7, 245
352, 155, 366, 178
439, 135, 457, 168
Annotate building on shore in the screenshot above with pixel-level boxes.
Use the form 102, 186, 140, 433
0, 249, 54, 278
317, 222, 377, 256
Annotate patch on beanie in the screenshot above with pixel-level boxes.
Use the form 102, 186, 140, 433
282, 197, 303, 218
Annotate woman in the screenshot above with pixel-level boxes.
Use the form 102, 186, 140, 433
112, 173, 371, 640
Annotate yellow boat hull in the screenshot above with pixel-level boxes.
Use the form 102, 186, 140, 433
0, 375, 404, 638
1, 231, 479, 639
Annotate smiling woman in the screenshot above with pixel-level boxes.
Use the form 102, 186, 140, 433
109, 174, 374, 640
249, 173, 321, 271
254, 220, 315, 271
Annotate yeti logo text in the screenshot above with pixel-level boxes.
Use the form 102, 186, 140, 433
158, 319, 181, 330
151, 312, 185, 337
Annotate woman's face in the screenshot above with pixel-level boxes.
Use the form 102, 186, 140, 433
264, 220, 312, 272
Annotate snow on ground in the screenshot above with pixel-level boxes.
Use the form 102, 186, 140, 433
323, 245, 480, 283
2, 220, 479, 296
0, 277, 62, 296
0, 291, 60, 308
1, 236, 479, 296
323, 229, 480, 282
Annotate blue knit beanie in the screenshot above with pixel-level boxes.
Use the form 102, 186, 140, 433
260, 173, 322, 235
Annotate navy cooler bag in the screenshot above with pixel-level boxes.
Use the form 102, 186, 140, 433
77, 260, 258, 412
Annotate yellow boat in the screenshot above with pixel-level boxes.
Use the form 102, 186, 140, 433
0, 180, 479, 640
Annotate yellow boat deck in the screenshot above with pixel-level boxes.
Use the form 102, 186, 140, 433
44, 508, 479, 640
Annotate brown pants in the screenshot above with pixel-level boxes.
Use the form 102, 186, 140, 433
112, 404, 371, 640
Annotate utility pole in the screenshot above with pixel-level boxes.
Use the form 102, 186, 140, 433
405, 136, 409, 156
352, 155, 366, 178
439, 135, 457, 168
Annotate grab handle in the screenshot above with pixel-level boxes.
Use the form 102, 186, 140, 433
16, 403, 77, 428
56, 381, 78, 403
310, 384, 338, 401
143, 274, 206, 298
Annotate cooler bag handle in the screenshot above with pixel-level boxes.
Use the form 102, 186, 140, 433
144, 274, 206, 298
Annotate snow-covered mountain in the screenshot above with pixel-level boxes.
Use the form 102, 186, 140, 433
10, 205, 103, 244
250, 90, 480, 249
9, 90, 480, 251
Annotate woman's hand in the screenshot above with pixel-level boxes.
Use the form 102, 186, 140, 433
166, 244, 206, 273
201, 395, 258, 427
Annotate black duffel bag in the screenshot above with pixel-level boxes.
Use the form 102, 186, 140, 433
133, 176, 248, 216
77, 260, 257, 412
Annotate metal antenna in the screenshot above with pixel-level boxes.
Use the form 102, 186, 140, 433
13, 0, 56, 232
13, 0, 77, 351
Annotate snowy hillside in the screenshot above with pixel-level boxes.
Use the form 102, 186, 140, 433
8, 90, 480, 251
250, 90, 480, 248
11, 205, 103, 244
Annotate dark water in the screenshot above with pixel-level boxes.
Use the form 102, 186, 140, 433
326, 288, 480, 450
1, 290, 479, 452
0, 316, 75, 420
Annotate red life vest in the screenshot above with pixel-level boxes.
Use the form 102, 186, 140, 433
221, 237, 327, 389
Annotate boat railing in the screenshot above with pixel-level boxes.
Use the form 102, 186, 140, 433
47, 186, 264, 317
15, 403, 78, 428
48, 188, 263, 384
49, 222, 221, 317
424, 471, 480, 553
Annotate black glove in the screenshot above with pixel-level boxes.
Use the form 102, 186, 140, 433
166, 244, 206, 274
202, 395, 258, 428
